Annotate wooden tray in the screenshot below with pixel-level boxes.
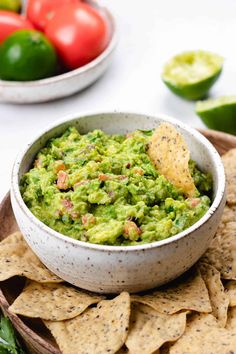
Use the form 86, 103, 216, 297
1, 129, 236, 354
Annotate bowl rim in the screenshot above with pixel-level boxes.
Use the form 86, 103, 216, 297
0, 1, 118, 87
11, 110, 226, 252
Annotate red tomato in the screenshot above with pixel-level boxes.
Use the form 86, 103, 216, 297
0, 10, 33, 43
45, 3, 109, 70
26, 0, 80, 31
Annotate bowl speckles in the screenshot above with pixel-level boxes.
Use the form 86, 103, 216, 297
11, 111, 226, 293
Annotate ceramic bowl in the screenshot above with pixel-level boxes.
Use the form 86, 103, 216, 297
0, 1, 117, 104
11, 112, 226, 293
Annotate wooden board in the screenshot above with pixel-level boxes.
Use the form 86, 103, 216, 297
1, 129, 236, 354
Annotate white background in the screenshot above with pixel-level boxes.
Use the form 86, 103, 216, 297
1, 0, 236, 202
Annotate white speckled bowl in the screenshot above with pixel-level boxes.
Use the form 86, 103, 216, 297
11, 112, 226, 293
0, 1, 117, 104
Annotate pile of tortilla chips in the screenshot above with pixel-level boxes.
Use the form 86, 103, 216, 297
1, 148, 236, 353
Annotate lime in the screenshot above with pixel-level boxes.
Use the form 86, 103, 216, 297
0, 0, 21, 12
0, 29, 57, 81
162, 50, 223, 100
196, 96, 236, 135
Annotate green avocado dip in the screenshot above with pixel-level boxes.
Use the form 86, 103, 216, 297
20, 127, 212, 246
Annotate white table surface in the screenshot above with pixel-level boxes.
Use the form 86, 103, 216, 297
1, 0, 236, 202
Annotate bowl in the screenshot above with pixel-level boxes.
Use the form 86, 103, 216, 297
10, 111, 226, 293
0, 1, 117, 104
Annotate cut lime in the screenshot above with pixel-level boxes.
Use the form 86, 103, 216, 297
162, 50, 223, 100
196, 96, 236, 135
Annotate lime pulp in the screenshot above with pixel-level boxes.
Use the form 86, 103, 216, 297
162, 50, 224, 100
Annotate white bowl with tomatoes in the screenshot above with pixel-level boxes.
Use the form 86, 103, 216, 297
0, 0, 117, 103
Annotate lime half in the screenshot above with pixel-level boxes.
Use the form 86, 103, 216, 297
196, 96, 236, 135
162, 50, 223, 100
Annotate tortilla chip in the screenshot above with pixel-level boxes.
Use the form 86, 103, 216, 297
215, 204, 236, 238
225, 281, 236, 307
220, 221, 236, 237
222, 148, 236, 170
125, 303, 187, 354
131, 271, 211, 315
221, 205, 236, 224
198, 262, 229, 327
0, 232, 62, 283
169, 313, 236, 354
45, 292, 130, 354
148, 123, 196, 197
201, 224, 236, 280
9, 281, 104, 321
159, 344, 171, 354
116, 347, 128, 354
226, 307, 236, 330
222, 148, 236, 205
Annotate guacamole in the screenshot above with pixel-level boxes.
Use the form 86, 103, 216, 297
21, 127, 212, 245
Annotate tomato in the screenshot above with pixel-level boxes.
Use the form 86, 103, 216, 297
26, 0, 80, 31
0, 10, 33, 43
45, 3, 109, 70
